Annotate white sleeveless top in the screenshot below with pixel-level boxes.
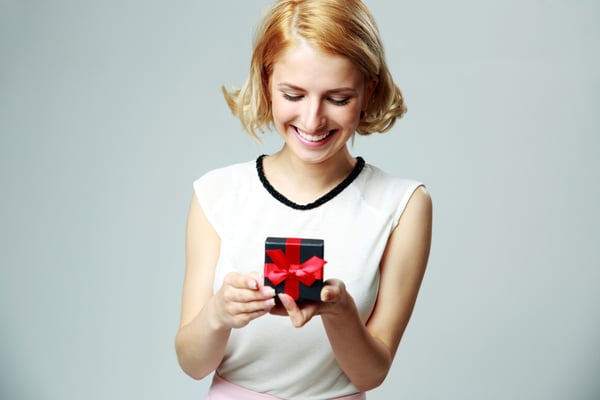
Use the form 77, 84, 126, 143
193, 156, 422, 400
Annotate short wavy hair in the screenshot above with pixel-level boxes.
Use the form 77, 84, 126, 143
222, 0, 406, 140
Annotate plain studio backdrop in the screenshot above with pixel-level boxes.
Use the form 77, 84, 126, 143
1, 0, 598, 399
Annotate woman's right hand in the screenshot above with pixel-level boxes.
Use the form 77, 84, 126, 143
211, 272, 276, 329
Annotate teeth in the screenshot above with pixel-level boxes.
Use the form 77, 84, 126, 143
296, 128, 332, 142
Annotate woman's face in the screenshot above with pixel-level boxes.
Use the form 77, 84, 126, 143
270, 39, 374, 165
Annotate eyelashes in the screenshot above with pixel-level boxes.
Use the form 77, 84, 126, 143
282, 93, 302, 102
282, 93, 351, 106
329, 97, 351, 106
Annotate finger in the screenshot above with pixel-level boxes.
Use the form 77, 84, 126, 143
245, 296, 277, 312
228, 307, 273, 329
278, 294, 312, 328
223, 272, 261, 290
222, 274, 275, 302
269, 301, 315, 317
320, 285, 338, 302
225, 285, 275, 301
222, 296, 276, 319
248, 271, 264, 289
248, 271, 265, 288
321, 279, 344, 302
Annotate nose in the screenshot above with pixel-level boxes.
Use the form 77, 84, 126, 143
301, 97, 326, 132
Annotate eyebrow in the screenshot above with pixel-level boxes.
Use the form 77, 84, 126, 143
276, 83, 358, 95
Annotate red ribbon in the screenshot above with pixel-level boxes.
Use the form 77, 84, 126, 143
265, 238, 325, 300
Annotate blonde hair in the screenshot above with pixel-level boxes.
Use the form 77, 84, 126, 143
222, 0, 406, 140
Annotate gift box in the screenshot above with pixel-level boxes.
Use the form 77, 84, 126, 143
264, 237, 326, 301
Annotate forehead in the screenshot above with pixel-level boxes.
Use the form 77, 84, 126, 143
271, 39, 365, 90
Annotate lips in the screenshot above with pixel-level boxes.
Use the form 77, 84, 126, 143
294, 126, 335, 143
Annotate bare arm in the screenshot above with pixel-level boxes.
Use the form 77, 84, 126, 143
277, 186, 432, 390
175, 194, 276, 380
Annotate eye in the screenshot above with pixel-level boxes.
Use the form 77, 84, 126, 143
282, 93, 303, 102
328, 97, 351, 106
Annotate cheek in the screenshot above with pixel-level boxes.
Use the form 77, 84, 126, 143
271, 98, 295, 122
332, 105, 361, 127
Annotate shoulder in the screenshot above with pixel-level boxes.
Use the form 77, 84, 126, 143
358, 162, 425, 204
191, 158, 257, 235
362, 163, 421, 187
354, 162, 430, 228
403, 185, 433, 224
192, 158, 256, 211
193, 159, 256, 197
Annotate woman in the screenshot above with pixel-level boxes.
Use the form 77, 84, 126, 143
175, 1, 432, 398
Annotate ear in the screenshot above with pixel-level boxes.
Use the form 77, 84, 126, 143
362, 76, 379, 111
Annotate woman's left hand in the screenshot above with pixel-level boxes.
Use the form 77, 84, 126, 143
270, 279, 353, 327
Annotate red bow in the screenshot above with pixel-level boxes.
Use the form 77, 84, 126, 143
265, 240, 325, 300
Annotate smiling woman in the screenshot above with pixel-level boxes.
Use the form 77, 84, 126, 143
175, 1, 432, 399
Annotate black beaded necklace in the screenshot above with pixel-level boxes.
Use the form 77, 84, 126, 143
256, 154, 365, 210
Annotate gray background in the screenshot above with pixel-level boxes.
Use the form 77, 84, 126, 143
1, 0, 599, 399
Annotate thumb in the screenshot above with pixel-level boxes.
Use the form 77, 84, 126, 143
320, 279, 345, 302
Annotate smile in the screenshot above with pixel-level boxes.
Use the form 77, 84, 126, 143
294, 127, 334, 142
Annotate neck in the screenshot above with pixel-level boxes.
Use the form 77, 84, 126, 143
262, 146, 357, 204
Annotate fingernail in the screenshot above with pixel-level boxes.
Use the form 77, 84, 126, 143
261, 287, 276, 297
247, 280, 258, 290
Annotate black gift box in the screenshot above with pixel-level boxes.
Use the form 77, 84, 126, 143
264, 237, 326, 301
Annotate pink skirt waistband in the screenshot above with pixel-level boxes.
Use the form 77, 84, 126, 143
205, 373, 366, 400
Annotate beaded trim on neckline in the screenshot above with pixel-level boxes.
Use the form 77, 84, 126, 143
255, 154, 365, 211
